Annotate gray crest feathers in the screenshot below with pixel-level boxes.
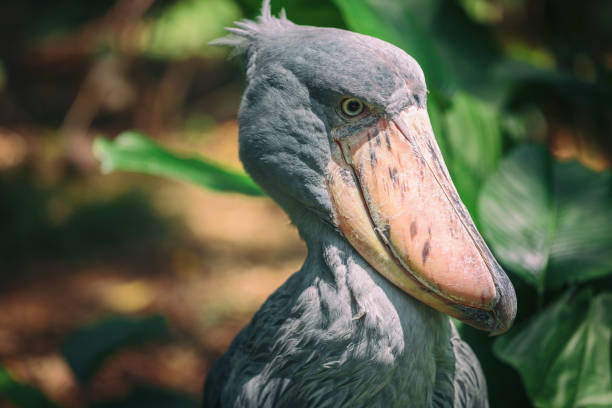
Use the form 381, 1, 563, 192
209, 0, 292, 58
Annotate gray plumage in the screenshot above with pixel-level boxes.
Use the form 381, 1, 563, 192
204, 2, 488, 407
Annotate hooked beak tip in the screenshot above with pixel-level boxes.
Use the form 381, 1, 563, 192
490, 277, 518, 336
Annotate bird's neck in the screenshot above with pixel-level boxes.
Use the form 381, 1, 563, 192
271, 223, 455, 404
300, 223, 451, 341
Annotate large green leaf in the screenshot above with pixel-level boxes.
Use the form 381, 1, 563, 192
61, 315, 170, 383
478, 144, 552, 289
439, 91, 503, 217
479, 144, 612, 290
93, 131, 264, 196
494, 291, 612, 408
547, 161, 612, 287
0, 364, 60, 408
427, 91, 504, 219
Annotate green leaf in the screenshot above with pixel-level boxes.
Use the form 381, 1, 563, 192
547, 161, 612, 287
478, 145, 552, 289
427, 94, 451, 163
93, 131, 265, 196
478, 144, 612, 290
403, 0, 502, 97
61, 315, 170, 383
143, 0, 242, 59
494, 291, 612, 408
431, 92, 503, 218
0, 364, 60, 408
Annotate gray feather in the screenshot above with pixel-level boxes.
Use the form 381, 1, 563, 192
450, 324, 489, 408
204, 230, 459, 407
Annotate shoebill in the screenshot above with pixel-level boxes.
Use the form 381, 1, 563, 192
204, 3, 516, 407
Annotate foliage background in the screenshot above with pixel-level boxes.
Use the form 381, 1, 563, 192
0, 0, 611, 407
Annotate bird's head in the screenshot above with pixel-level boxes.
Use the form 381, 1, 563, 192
214, 3, 516, 335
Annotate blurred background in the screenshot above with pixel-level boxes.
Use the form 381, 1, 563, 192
0, 0, 610, 407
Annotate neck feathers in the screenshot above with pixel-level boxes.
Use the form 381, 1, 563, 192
216, 228, 455, 407
262, 231, 455, 406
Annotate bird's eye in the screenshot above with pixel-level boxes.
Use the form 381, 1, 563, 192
340, 98, 365, 117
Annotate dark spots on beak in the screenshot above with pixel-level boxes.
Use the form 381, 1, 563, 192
384, 131, 392, 151
410, 221, 417, 239
388, 167, 399, 186
375, 133, 382, 147
365, 129, 377, 170
369, 144, 377, 168
422, 240, 430, 264
449, 217, 458, 239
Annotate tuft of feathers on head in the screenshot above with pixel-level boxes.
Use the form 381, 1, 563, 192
210, 0, 292, 58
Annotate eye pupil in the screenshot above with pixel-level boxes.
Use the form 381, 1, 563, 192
341, 98, 364, 117
347, 100, 360, 112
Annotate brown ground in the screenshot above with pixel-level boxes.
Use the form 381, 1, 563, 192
0, 121, 306, 407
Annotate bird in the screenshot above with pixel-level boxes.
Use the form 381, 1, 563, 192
203, 2, 516, 407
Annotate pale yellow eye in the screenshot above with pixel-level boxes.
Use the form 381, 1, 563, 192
341, 98, 364, 117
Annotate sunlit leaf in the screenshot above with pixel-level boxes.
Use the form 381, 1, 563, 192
428, 92, 503, 218
142, 0, 242, 59
494, 291, 612, 408
479, 144, 612, 290
93, 131, 264, 196
0, 364, 60, 408
61, 315, 170, 383
442, 92, 503, 217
